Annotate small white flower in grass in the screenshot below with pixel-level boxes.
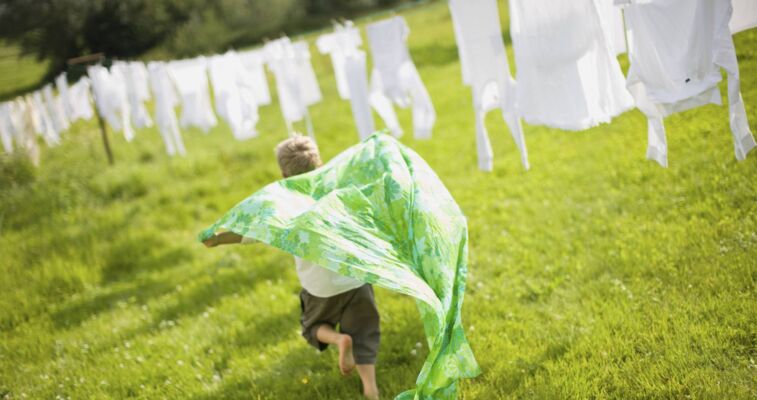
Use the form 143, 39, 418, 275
183, 345, 189, 352
476, 282, 484, 289
415, 342, 422, 349
79, 377, 84, 383
177, 360, 184, 366
176, 285, 183, 292
196, 374, 203, 380
208, 348, 214, 354
100, 380, 107, 386
142, 305, 148, 311
410, 349, 417, 356
203, 312, 210, 318
114, 347, 120, 353
168, 320, 176, 327
119, 363, 125, 368
259, 354, 266, 360
136, 356, 145, 363
469, 325, 475, 332
213, 373, 221, 382
124, 341, 131, 349
164, 379, 171, 386
139, 384, 145, 389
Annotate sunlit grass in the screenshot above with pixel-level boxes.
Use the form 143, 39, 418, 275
1, 1, 756, 399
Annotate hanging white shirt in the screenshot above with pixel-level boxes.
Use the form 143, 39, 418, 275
238, 49, 272, 106
730, 0, 757, 34
113, 61, 153, 129
318, 22, 375, 141
42, 84, 69, 135
16, 98, 41, 165
88, 64, 135, 141
449, 0, 529, 171
209, 51, 260, 140
167, 57, 218, 132
147, 61, 186, 157
509, 0, 634, 131
316, 22, 364, 100
619, 0, 756, 166
366, 16, 436, 139
264, 38, 322, 137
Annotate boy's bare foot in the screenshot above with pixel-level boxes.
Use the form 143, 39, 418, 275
363, 389, 379, 400
337, 334, 355, 376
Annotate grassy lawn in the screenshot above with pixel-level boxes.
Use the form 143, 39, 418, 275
1, 1, 756, 398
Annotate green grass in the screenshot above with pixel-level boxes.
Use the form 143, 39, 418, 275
1, 1, 756, 398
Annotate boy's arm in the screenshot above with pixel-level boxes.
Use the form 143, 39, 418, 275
202, 231, 244, 247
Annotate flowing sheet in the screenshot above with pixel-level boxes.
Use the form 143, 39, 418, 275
199, 132, 479, 399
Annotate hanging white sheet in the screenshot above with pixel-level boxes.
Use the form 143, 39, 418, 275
167, 57, 218, 132
147, 61, 186, 156
509, 0, 634, 131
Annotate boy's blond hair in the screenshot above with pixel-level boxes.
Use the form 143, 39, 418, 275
275, 136, 322, 178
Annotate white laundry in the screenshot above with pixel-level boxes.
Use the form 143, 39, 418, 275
209, 52, 260, 140
17, 98, 41, 165
0, 102, 15, 153
366, 16, 436, 139
316, 22, 364, 100
509, 0, 634, 131
113, 61, 153, 129
88, 64, 135, 141
167, 57, 218, 132
147, 61, 186, 156
55, 74, 75, 121
619, 0, 756, 166
318, 22, 375, 141
30, 91, 60, 146
42, 84, 70, 135
730, 0, 757, 34
67, 78, 95, 122
238, 49, 272, 106
596, 0, 627, 55
345, 51, 375, 141
264, 38, 322, 137
449, 0, 528, 171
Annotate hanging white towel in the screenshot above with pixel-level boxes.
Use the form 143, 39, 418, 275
509, 0, 634, 131
238, 49, 272, 106
317, 22, 375, 141
209, 52, 260, 140
30, 91, 60, 146
147, 61, 186, 156
88, 64, 135, 141
42, 84, 70, 135
366, 16, 435, 139
449, 0, 529, 171
55, 74, 75, 121
167, 57, 218, 132
619, 0, 756, 166
730, 0, 757, 34
113, 61, 153, 129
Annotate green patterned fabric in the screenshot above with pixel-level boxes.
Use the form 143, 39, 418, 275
198, 132, 480, 399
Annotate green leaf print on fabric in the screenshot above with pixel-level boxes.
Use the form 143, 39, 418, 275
199, 132, 480, 399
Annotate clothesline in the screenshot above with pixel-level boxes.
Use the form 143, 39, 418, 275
0, 0, 754, 169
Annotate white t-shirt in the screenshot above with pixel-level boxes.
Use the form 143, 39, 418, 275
241, 236, 364, 297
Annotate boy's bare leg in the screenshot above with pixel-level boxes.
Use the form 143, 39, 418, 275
315, 324, 355, 375
356, 364, 379, 400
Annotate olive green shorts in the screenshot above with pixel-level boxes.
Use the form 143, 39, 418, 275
299, 284, 380, 365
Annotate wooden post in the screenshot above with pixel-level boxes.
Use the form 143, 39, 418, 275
90, 86, 114, 165
67, 53, 114, 165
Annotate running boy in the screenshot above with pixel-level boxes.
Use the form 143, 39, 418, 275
202, 136, 381, 400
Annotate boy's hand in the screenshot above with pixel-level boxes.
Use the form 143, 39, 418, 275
202, 235, 219, 248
